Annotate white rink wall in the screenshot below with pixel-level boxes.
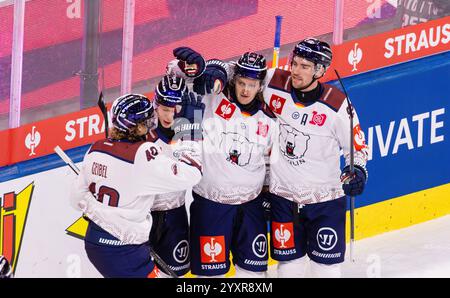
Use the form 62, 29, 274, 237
0, 164, 101, 277
0, 161, 197, 278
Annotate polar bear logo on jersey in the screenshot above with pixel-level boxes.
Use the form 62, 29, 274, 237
279, 124, 310, 160
220, 132, 254, 166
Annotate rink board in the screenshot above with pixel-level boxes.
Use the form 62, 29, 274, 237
1, 48, 449, 277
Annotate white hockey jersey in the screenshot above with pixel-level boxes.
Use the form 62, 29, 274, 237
193, 90, 277, 204
70, 138, 202, 245
263, 68, 369, 205
148, 128, 187, 211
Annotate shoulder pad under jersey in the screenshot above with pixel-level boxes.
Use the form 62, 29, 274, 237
317, 84, 347, 113
267, 68, 292, 93
88, 139, 145, 164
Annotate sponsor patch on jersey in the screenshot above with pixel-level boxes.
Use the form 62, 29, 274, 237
147, 265, 160, 278
353, 124, 368, 151
309, 111, 327, 126
200, 235, 226, 263
272, 222, 295, 249
269, 94, 286, 114
256, 121, 269, 137
215, 98, 236, 120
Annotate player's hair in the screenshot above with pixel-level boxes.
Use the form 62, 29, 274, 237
110, 125, 145, 142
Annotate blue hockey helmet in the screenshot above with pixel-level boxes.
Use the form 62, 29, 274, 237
155, 75, 187, 108
111, 93, 154, 133
234, 52, 267, 81
292, 38, 332, 68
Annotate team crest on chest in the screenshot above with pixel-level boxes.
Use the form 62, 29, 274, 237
215, 98, 236, 120
279, 124, 310, 166
219, 132, 255, 167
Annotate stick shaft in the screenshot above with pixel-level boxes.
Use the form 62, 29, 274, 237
334, 70, 357, 262
350, 196, 355, 262
272, 15, 283, 68
98, 92, 109, 138
54, 146, 80, 175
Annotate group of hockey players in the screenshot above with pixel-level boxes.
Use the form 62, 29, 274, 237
68, 37, 369, 278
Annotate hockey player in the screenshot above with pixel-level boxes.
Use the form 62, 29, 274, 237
170, 48, 277, 278
262, 38, 369, 277
148, 75, 204, 277
69, 93, 203, 278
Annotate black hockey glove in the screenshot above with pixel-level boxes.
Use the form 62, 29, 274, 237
193, 59, 228, 95
340, 165, 367, 196
173, 47, 206, 78
172, 91, 205, 142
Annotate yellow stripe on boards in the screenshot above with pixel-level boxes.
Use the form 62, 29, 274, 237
186, 183, 450, 277
347, 183, 450, 240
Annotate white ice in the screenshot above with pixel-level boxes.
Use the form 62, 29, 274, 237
267, 215, 450, 278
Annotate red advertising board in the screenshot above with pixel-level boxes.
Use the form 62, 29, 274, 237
0, 105, 108, 167
323, 16, 450, 82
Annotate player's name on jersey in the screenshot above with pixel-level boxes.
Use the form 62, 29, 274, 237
91, 162, 108, 178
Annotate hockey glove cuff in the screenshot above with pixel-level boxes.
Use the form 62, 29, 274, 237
193, 59, 228, 95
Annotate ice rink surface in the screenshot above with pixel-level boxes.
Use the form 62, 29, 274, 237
268, 215, 450, 278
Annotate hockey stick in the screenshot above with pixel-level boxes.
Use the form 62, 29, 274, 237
272, 15, 283, 68
53, 145, 178, 278
54, 145, 80, 175
98, 92, 109, 138
334, 69, 356, 263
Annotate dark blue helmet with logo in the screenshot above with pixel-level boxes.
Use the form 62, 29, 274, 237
111, 93, 154, 133
155, 75, 187, 108
292, 38, 332, 68
234, 52, 267, 81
